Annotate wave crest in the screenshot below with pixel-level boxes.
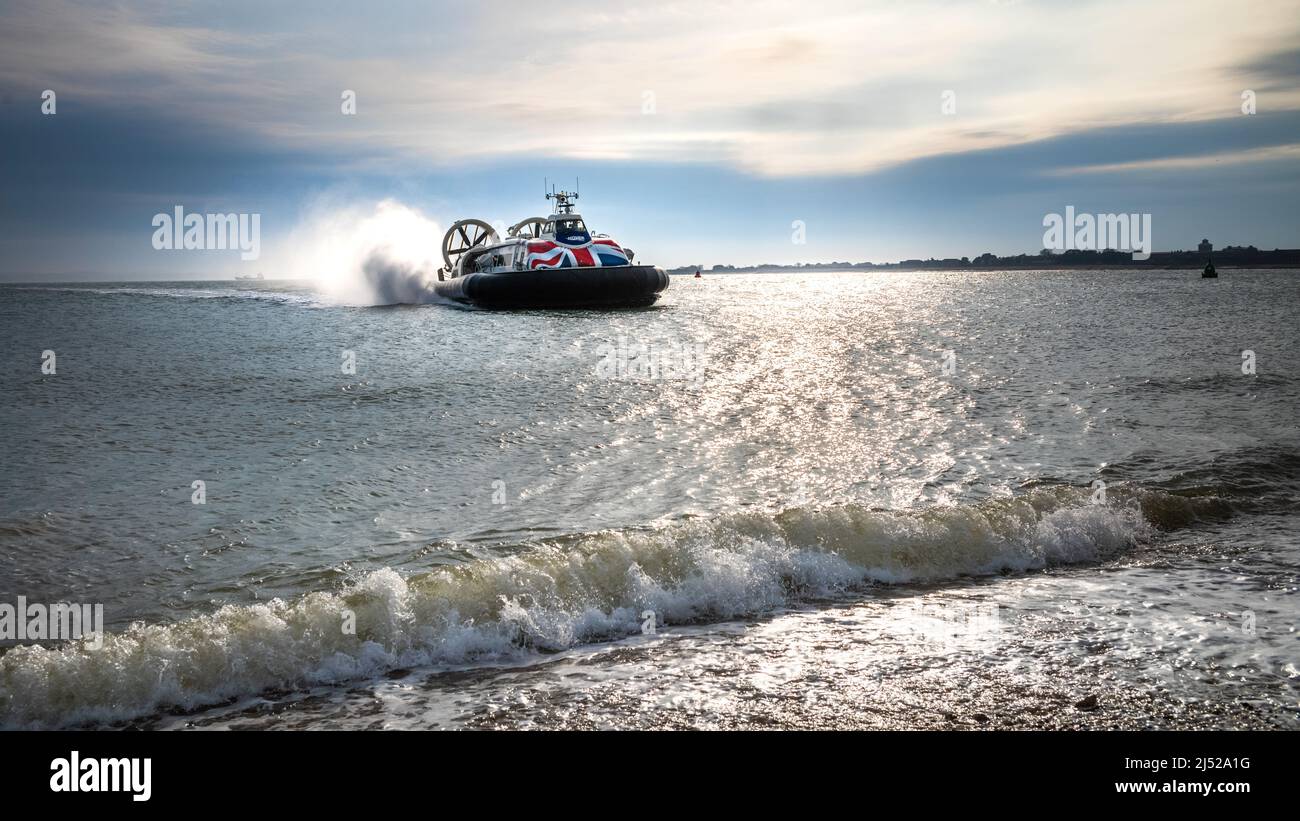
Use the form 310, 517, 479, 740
0, 489, 1150, 728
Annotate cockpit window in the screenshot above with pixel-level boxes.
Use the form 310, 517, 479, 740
554, 219, 586, 233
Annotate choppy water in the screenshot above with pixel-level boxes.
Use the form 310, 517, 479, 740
1, 270, 1297, 729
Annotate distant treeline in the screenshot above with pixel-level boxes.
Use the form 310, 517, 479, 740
668, 246, 1300, 275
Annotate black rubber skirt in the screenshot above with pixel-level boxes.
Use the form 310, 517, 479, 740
433, 265, 669, 309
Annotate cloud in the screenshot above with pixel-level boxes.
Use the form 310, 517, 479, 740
4, 0, 1299, 178
1048, 143, 1300, 175
1236, 47, 1300, 89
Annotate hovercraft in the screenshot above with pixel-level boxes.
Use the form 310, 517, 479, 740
432, 188, 668, 309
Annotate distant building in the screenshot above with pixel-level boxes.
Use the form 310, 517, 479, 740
1198, 238, 1212, 254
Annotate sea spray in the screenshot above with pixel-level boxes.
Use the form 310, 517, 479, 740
279, 199, 446, 306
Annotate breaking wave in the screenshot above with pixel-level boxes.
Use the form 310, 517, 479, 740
0, 486, 1190, 728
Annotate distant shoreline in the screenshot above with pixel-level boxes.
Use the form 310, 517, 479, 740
669, 246, 1300, 276
670, 263, 1300, 274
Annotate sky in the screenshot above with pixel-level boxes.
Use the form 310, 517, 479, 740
1, 0, 1299, 280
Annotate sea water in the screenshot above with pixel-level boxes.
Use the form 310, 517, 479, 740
1, 270, 1296, 728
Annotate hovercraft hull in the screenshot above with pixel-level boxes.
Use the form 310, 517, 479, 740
434, 264, 668, 309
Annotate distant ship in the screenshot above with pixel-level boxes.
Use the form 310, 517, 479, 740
1202, 259, 1217, 278
432, 188, 668, 309
235, 272, 264, 281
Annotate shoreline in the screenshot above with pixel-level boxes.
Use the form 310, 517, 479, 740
140, 573, 1295, 732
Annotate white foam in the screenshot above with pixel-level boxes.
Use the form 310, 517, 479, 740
271, 199, 446, 306
0, 489, 1146, 728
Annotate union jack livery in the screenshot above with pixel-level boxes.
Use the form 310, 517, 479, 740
526, 238, 631, 269
432, 187, 669, 309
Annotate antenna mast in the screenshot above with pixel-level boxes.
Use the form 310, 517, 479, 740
545, 178, 580, 214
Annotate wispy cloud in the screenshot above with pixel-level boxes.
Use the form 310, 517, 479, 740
1049, 142, 1300, 175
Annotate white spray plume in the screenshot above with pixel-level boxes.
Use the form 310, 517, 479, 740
283, 198, 446, 306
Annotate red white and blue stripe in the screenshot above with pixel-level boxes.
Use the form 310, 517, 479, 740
525, 238, 630, 269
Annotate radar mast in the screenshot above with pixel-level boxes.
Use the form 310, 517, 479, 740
544, 178, 580, 214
